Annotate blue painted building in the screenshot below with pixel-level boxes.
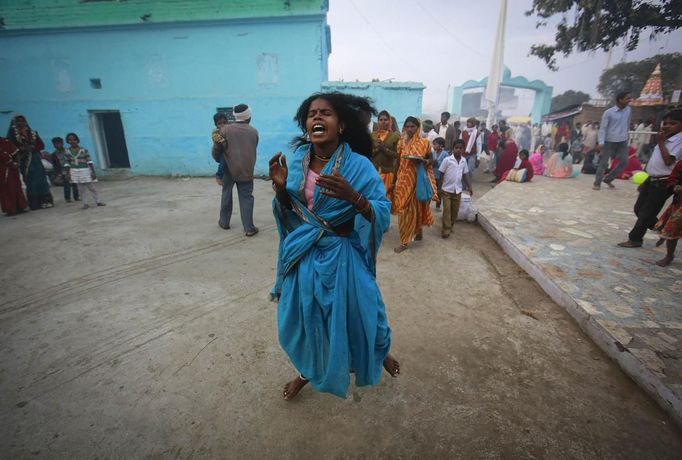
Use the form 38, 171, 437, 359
0, 0, 332, 176
0, 0, 424, 176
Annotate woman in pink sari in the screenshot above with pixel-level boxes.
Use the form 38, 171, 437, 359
545, 143, 575, 178
529, 145, 545, 175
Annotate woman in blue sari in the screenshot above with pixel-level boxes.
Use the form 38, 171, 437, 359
269, 92, 400, 400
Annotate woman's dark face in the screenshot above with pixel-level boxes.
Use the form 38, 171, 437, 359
306, 98, 342, 147
15, 117, 27, 129
404, 121, 418, 138
378, 114, 390, 131
66, 135, 79, 148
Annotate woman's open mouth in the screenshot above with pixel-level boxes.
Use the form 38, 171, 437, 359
311, 124, 326, 137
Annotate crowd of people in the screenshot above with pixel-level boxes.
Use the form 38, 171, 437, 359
0, 114, 104, 216
261, 91, 682, 403
3, 89, 680, 404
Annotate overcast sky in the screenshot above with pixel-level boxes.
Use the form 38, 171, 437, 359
327, 0, 682, 115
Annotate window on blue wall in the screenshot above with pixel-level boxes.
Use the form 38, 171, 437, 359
90, 78, 102, 89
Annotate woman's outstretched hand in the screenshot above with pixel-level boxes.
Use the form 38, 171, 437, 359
316, 168, 357, 203
269, 152, 288, 190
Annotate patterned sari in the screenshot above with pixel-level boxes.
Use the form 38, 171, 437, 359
272, 142, 392, 397
0, 137, 28, 215
393, 134, 437, 244
371, 129, 400, 197
7, 115, 53, 210
655, 160, 682, 240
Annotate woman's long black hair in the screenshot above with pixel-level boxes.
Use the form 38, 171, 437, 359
559, 142, 570, 160
292, 92, 377, 158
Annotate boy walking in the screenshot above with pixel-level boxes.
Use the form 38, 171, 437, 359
617, 109, 682, 248
211, 113, 228, 189
431, 137, 449, 211
437, 139, 472, 238
50, 137, 79, 202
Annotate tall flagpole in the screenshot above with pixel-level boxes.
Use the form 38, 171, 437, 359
485, 0, 507, 127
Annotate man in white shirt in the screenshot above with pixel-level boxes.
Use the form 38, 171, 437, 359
437, 139, 472, 238
461, 117, 482, 183
421, 119, 439, 146
618, 109, 682, 248
434, 111, 456, 152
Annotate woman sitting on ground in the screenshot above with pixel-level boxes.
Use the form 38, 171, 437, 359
545, 143, 575, 178
500, 149, 534, 182
494, 129, 518, 182
610, 146, 643, 180
529, 145, 546, 176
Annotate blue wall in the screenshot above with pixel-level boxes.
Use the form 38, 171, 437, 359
321, 81, 425, 128
0, 16, 330, 176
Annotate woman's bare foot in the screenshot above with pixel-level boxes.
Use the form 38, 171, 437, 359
282, 375, 308, 401
656, 256, 674, 267
414, 232, 423, 241
383, 354, 400, 377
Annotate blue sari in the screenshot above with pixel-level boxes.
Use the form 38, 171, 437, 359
272, 142, 392, 397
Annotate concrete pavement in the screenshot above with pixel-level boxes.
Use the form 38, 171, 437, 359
477, 171, 682, 429
1, 176, 680, 459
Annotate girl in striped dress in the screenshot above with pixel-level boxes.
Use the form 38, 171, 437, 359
65, 133, 105, 209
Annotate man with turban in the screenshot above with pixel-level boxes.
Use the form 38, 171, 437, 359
214, 103, 259, 236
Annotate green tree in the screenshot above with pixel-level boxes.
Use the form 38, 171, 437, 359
598, 53, 682, 99
550, 90, 591, 111
526, 0, 682, 70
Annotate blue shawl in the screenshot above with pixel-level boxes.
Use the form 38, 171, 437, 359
272, 142, 392, 397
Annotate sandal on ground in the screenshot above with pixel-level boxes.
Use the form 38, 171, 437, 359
394, 244, 408, 253
245, 227, 259, 237
617, 240, 642, 248
414, 233, 423, 241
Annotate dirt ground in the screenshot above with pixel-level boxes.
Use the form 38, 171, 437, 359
1, 175, 680, 459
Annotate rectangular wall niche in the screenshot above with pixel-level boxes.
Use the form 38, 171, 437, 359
90, 78, 102, 89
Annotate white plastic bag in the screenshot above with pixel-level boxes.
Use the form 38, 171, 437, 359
456, 192, 477, 222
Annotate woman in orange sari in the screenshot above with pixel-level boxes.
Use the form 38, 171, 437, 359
371, 110, 400, 197
391, 117, 437, 253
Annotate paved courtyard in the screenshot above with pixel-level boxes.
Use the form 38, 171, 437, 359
1, 176, 680, 459
477, 171, 682, 427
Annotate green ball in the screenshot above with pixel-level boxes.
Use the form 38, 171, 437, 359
632, 171, 648, 185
